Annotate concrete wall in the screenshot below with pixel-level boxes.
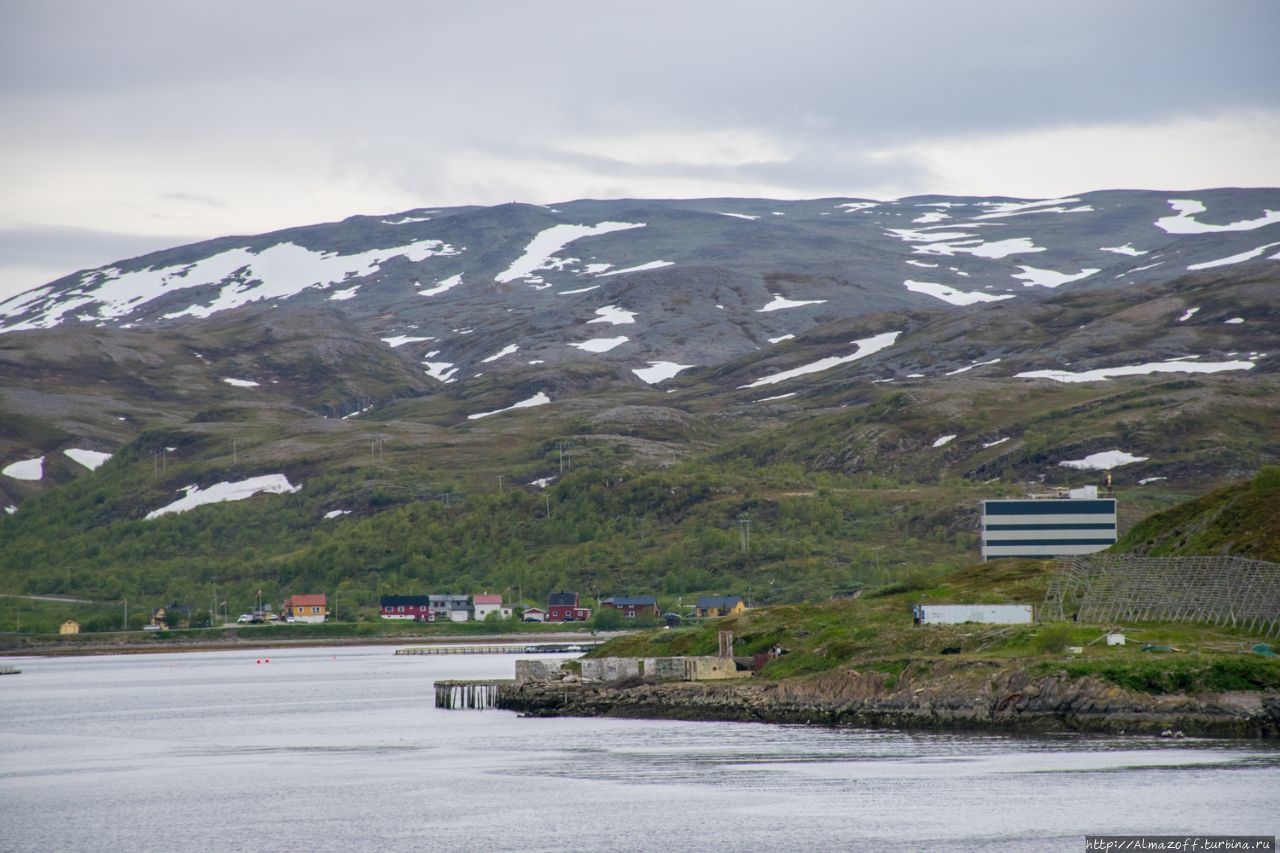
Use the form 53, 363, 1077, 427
514, 659, 569, 683
580, 658, 642, 682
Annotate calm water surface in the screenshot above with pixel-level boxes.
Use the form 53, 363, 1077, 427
1, 644, 1276, 852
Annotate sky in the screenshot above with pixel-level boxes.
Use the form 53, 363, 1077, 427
2, 0, 1278, 301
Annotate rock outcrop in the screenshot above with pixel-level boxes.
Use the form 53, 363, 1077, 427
497, 662, 1280, 738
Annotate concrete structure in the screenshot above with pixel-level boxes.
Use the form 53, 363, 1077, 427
912, 603, 1034, 625
472, 594, 512, 621
981, 493, 1117, 560
283, 593, 328, 623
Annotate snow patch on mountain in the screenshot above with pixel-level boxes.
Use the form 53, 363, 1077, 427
1100, 243, 1147, 256
1186, 242, 1280, 270
718, 212, 759, 220
904, 280, 1015, 306
1178, 307, 1199, 322
570, 337, 628, 353
945, 358, 1002, 376
48, 238, 465, 326
932, 434, 957, 448
466, 392, 551, 420
1156, 199, 1280, 234
145, 474, 301, 519
972, 198, 1090, 220
633, 361, 694, 384
495, 222, 644, 284
423, 360, 458, 383
758, 296, 827, 313
1016, 358, 1254, 383
589, 306, 637, 325
382, 335, 433, 347
1012, 266, 1100, 288
3, 456, 44, 480
419, 273, 462, 296
223, 378, 260, 388
595, 260, 673, 278
65, 449, 112, 470
1059, 450, 1148, 470
480, 344, 520, 364
739, 331, 900, 389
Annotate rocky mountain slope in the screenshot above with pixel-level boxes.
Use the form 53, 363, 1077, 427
0, 189, 1276, 617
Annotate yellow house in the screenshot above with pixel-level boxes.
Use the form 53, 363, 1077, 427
695, 595, 746, 618
283, 593, 329, 623
59, 620, 80, 635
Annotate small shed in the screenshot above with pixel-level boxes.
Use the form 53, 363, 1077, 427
59, 620, 80, 635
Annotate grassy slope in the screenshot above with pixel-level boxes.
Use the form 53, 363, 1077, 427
594, 470, 1280, 694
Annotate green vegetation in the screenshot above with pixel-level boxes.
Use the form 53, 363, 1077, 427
1113, 466, 1280, 562
590, 557, 1280, 694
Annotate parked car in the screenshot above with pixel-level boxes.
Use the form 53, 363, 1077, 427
142, 624, 162, 632
236, 613, 253, 623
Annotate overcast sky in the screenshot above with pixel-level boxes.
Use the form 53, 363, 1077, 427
2, 0, 1278, 300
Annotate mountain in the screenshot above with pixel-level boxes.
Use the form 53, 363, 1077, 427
0, 188, 1277, 622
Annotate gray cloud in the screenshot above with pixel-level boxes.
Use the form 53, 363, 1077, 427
1, 0, 1277, 299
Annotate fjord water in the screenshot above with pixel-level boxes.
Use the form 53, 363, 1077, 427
1, 646, 1275, 852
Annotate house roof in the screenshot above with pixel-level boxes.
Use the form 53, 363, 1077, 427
381, 595, 430, 607
473, 594, 504, 605
523, 607, 547, 614
285, 593, 327, 607
604, 595, 657, 607
548, 591, 578, 605
696, 595, 742, 609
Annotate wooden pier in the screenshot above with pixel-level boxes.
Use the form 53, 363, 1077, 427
435, 679, 510, 710
395, 642, 598, 656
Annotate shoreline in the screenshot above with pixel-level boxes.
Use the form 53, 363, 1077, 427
0, 630, 607, 658
491, 663, 1280, 740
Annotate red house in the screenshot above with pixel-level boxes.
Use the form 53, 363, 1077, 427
379, 595, 433, 621
547, 591, 591, 622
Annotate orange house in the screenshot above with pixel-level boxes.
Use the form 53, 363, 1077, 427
283, 593, 329, 624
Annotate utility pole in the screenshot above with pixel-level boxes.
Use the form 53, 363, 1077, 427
545, 493, 551, 517
738, 517, 751, 555
122, 598, 128, 631
497, 475, 504, 495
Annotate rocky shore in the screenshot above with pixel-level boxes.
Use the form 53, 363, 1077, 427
497, 662, 1280, 739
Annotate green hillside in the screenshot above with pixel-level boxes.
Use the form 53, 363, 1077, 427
1113, 466, 1280, 562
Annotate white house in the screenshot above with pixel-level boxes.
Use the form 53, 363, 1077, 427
473, 594, 512, 621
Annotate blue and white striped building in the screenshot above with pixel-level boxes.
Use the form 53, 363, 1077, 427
981, 494, 1117, 560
